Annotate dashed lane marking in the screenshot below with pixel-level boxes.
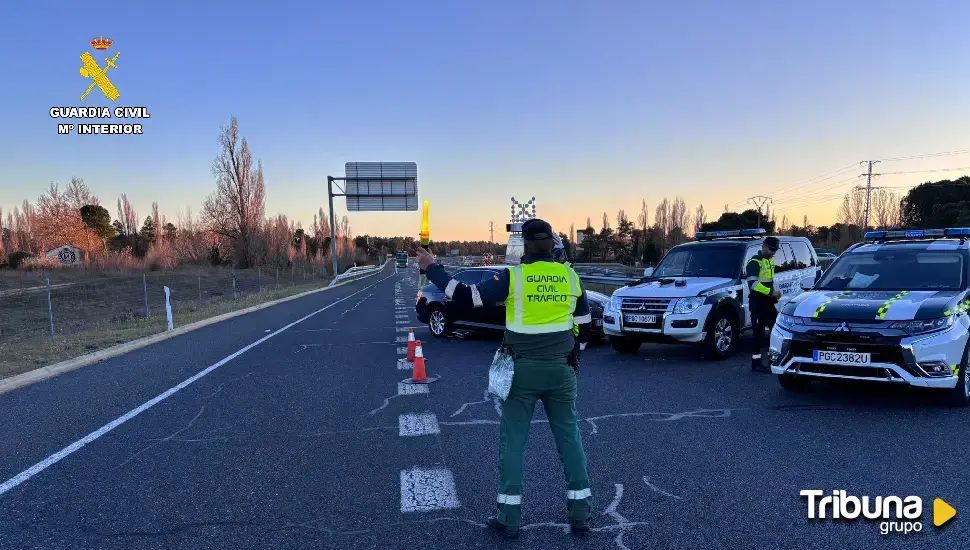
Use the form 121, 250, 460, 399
397, 358, 412, 370
0, 271, 397, 497
398, 382, 428, 395
399, 413, 440, 436
397, 347, 408, 355
396, 336, 408, 343
400, 468, 460, 512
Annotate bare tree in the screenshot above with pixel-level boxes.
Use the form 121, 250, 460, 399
724, 204, 729, 213
871, 189, 902, 229
803, 215, 809, 228
117, 194, 138, 236
150, 202, 162, 247
654, 198, 672, 254
670, 197, 689, 240
638, 200, 648, 234
0, 207, 4, 256
202, 116, 266, 267
586, 216, 593, 230
780, 215, 790, 234
65, 177, 98, 209
601, 212, 610, 231
694, 204, 706, 232
838, 189, 867, 227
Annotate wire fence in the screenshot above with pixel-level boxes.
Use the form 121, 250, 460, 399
0, 264, 333, 351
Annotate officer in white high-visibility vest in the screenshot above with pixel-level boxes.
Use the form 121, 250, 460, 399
415, 219, 593, 538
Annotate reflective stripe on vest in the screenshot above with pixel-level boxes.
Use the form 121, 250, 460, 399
506, 262, 580, 334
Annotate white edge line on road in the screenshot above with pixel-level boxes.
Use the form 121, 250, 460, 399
0, 270, 396, 497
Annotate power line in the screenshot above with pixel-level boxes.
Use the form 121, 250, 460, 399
769, 162, 861, 200
877, 149, 970, 163
871, 166, 970, 176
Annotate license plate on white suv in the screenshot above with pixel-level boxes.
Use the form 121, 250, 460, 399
624, 314, 656, 324
813, 350, 871, 365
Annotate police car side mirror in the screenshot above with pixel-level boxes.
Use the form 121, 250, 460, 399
799, 276, 815, 291
643, 267, 654, 277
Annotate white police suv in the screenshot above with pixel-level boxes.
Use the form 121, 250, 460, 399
603, 229, 820, 358
769, 228, 970, 406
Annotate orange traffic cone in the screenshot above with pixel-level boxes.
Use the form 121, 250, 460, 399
411, 341, 427, 382
407, 329, 417, 361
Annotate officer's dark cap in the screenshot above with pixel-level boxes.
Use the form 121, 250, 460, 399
522, 219, 554, 241
763, 236, 780, 250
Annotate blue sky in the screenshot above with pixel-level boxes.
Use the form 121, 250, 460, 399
2, 0, 969, 240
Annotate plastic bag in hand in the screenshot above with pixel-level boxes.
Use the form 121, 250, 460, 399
487, 347, 515, 401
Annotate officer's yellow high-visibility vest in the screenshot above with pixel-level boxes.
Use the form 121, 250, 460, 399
506, 262, 581, 334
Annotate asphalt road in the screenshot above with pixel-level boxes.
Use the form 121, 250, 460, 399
1, 265, 968, 549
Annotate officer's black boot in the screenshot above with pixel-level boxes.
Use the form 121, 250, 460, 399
487, 517, 519, 539
751, 354, 770, 373
570, 518, 591, 536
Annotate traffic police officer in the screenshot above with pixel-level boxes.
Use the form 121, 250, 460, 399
415, 219, 593, 538
747, 236, 782, 372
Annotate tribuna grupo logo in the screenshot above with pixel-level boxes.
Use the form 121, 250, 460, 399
802, 490, 927, 535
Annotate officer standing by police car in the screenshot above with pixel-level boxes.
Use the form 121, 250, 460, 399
747, 236, 782, 372
414, 219, 594, 538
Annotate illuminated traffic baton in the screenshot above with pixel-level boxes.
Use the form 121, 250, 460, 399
419, 200, 430, 274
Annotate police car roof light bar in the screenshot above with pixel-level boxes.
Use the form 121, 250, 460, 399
695, 228, 766, 241
864, 228, 961, 241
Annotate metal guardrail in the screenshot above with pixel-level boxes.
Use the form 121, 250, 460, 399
328, 261, 388, 287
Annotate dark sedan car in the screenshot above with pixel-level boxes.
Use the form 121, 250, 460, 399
415, 266, 607, 340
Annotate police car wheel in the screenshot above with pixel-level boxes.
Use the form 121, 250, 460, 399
704, 309, 737, 360
427, 306, 452, 338
942, 343, 970, 407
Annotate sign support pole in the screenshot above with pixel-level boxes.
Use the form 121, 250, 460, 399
328, 176, 340, 280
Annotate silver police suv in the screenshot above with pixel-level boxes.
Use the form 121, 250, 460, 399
604, 229, 820, 359
770, 228, 970, 406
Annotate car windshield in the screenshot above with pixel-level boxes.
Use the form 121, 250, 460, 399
817, 249, 967, 291
652, 245, 742, 278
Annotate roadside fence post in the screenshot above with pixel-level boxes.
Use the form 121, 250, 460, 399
258, 268, 262, 291
276, 267, 279, 288
198, 274, 202, 301
232, 270, 237, 300
143, 273, 149, 317
46, 278, 54, 339
164, 286, 174, 330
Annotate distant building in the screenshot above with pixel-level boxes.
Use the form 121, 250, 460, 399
45, 244, 84, 266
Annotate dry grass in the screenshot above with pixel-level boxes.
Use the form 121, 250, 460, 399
0, 270, 332, 379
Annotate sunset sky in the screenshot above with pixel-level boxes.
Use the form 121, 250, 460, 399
3, 0, 969, 242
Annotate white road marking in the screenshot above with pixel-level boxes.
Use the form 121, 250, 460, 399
400, 468, 460, 512
396, 336, 408, 343
396, 327, 411, 332
396, 320, 409, 325
643, 476, 683, 500
398, 358, 412, 370
398, 382, 429, 395
395, 314, 409, 319
397, 347, 408, 355
367, 383, 430, 415
0, 272, 395, 498
399, 413, 439, 436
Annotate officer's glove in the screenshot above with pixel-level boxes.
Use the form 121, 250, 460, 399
567, 347, 581, 373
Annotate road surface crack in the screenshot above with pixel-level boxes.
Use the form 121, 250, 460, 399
115, 407, 207, 469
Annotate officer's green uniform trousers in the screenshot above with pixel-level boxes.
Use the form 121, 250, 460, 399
496, 262, 592, 527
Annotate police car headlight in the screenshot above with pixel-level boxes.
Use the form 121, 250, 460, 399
673, 297, 705, 314
890, 316, 954, 336
608, 296, 623, 312
775, 313, 801, 331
